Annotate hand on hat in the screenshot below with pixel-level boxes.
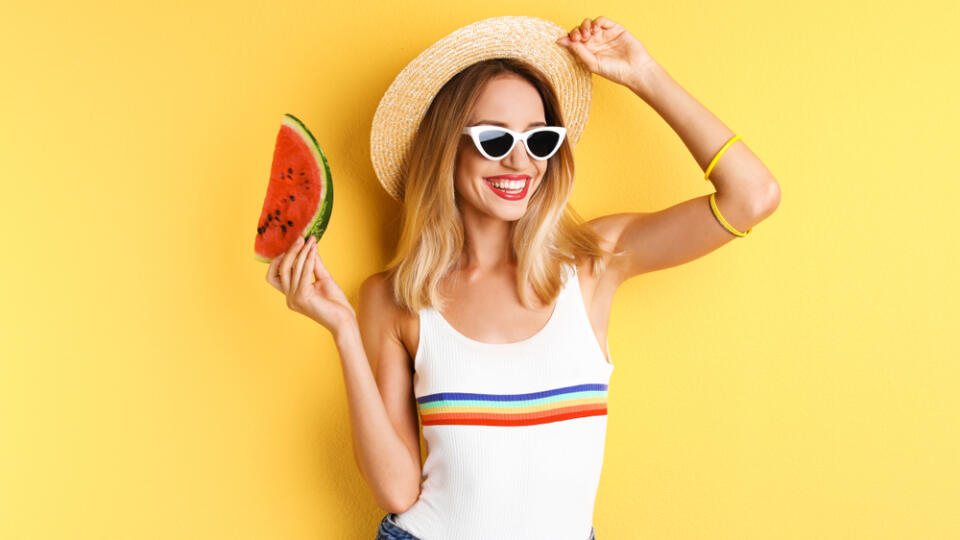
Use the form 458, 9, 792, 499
557, 16, 654, 89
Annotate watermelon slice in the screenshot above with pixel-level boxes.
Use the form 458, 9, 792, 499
254, 113, 333, 262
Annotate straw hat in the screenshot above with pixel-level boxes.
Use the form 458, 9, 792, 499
369, 15, 593, 202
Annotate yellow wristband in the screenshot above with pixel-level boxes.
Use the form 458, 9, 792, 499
704, 135, 742, 181
709, 192, 752, 237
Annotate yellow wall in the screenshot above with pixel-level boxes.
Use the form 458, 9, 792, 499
3, 1, 958, 538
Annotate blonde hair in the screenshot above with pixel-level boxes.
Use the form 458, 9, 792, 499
384, 57, 624, 314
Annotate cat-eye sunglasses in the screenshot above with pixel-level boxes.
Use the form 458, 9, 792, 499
461, 125, 567, 161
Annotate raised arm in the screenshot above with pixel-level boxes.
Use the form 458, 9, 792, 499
559, 16, 781, 284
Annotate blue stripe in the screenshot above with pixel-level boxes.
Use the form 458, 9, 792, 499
417, 383, 608, 404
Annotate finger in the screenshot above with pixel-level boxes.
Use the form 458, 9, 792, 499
291, 236, 312, 292
300, 241, 317, 297
594, 15, 616, 28
313, 249, 335, 283
291, 236, 314, 294
564, 39, 597, 70
313, 250, 349, 306
580, 18, 593, 39
266, 254, 282, 291
279, 236, 304, 293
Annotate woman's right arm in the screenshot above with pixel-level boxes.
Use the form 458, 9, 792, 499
265, 237, 421, 512
335, 272, 422, 513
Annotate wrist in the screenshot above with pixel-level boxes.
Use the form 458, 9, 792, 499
626, 56, 668, 102
333, 316, 361, 347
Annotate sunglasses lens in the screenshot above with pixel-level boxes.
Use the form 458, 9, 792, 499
473, 128, 563, 159
528, 130, 561, 158
477, 129, 514, 158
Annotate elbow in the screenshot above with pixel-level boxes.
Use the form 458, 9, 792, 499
379, 463, 422, 514
751, 178, 781, 219
383, 483, 421, 514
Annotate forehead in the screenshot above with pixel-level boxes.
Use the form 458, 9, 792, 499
468, 74, 546, 127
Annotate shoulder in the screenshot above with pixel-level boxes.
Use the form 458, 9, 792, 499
358, 270, 417, 358
359, 269, 392, 300
358, 271, 402, 336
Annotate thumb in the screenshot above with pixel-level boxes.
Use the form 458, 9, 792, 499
313, 250, 330, 280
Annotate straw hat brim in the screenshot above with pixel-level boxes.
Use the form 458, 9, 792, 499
370, 15, 593, 202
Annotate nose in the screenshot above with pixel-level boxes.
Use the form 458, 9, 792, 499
502, 137, 533, 167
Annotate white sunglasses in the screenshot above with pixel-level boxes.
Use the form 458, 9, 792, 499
461, 125, 567, 161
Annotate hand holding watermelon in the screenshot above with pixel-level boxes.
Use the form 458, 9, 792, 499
266, 234, 356, 333
257, 113, 346, 331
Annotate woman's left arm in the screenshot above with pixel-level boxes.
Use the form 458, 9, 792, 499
559, 16, 781, 283
626, 56, 781, 210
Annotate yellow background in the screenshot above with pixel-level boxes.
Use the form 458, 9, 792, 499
2, 1, 958, 538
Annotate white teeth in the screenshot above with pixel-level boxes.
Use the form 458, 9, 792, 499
486, 179, 527, 190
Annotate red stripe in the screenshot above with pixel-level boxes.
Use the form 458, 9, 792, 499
424, 402, 606, 421
422, 404, 607, 426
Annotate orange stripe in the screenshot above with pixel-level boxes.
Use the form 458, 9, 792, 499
422, 402, 607, 424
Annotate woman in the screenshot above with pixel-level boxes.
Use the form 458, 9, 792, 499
266, 15, 780, 540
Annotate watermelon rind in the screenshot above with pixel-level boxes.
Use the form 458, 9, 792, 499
253, 113, 333, 263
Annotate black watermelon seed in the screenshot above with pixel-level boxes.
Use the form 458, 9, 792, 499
275, 209, 280, 215
281, 224, 287, 233
267, 214, 272, 221
289, 195, 295, 201
287, 167, 293, 174
286, 220, 293, 226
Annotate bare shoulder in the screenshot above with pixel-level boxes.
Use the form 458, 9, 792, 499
358, 270, 418, 363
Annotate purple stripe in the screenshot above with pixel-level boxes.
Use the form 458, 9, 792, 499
418, 383, 608, 404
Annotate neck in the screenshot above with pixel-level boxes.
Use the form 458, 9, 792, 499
458, 213, 515, 274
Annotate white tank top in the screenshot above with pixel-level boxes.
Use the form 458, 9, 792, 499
393, 262, 615, 540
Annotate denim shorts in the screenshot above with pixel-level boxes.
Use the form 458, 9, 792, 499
375, 513, 597, 539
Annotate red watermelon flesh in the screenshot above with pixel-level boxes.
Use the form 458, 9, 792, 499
254, 113, 333, 262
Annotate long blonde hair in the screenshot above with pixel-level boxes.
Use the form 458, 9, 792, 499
385, 57, 624, 314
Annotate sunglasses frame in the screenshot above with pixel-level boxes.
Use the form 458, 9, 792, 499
461, 125, 567, 161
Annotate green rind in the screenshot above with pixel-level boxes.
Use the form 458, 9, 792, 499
254, 113, 334, 263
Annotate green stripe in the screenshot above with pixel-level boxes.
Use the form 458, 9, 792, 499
419, 390, 607, 410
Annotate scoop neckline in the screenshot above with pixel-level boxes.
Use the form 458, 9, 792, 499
429, 264, 572, 347
431, 297, 561, 347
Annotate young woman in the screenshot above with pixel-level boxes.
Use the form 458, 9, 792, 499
266, 15, 780, 540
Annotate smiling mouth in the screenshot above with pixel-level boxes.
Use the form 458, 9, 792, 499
484, 178, 530, 199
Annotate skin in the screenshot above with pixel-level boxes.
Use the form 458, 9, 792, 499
426, 71, 606, 347
452, 72, 549, 273
268, 15, 781, 513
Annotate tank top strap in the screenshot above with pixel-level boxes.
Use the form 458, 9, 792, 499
563, 261, 614, 367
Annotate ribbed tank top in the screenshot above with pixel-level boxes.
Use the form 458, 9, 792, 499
392, 262, 615, 540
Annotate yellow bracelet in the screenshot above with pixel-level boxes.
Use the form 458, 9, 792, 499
704, 134, 742, 181
709, 192, 752, 237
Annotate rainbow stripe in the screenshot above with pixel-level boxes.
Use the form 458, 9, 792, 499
418, 383, 609, 427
